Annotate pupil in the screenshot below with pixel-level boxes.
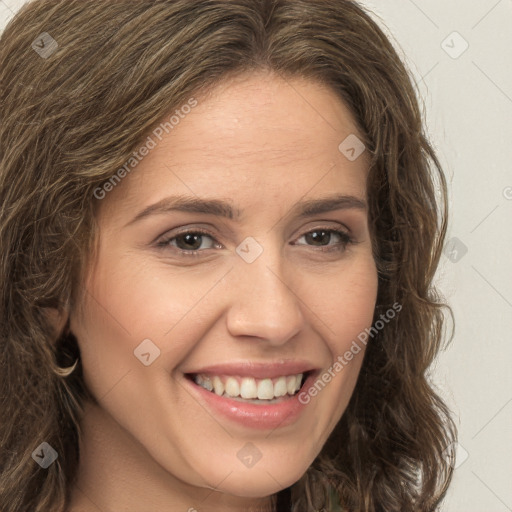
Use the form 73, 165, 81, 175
177, 234, 202, 250
306, 230, 330, 246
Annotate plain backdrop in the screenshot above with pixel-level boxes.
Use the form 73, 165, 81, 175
1, 1, 511, 511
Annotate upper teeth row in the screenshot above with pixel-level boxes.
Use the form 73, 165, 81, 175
194, 374, 304, 400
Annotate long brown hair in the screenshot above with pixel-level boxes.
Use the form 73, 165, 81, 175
0, 1, 456, 510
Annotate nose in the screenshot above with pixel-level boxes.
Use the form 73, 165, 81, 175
226, 250, 306, 346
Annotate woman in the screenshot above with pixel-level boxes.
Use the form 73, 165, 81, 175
0, 1, 457, 510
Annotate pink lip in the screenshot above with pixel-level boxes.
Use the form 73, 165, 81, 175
184, 360, 317, 379
182, 369, 319, 430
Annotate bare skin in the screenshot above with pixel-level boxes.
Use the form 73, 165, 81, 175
64, 71, 378, 512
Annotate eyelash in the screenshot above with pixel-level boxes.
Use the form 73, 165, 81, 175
155, 227, 355, 257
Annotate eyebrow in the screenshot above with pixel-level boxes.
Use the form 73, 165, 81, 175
125, 193, 367, 227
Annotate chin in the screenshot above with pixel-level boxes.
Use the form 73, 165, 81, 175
198, 452, 310, 498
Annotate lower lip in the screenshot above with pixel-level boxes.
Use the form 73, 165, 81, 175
183, 372, 317, 430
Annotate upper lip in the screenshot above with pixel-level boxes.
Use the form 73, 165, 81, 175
184, 361, 318, 379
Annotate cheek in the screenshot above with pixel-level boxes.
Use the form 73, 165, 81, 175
306, 254, 378, 349
303, 256, 378, 431
70, 253, 232, 396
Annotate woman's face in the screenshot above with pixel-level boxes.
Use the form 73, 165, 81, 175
70, 72, 378, 504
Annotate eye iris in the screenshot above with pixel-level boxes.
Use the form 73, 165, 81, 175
305, 230, 331, 246
176, 233, 203, 250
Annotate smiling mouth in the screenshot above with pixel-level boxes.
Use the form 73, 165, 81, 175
185, 371, 311, 404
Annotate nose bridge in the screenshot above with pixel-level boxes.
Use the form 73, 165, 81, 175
226, 242, 305, 345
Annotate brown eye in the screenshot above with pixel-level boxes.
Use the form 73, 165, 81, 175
304, 230, 333, 246
295, 229, 352, 250
157, 230, 220, 255
175, 233, 208, 251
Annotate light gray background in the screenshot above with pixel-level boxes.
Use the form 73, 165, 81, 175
1, 1, 511, 510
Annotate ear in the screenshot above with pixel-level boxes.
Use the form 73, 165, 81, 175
43, 307, 70, 344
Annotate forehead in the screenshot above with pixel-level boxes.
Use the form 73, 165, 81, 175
98, 71, 369, 220
168, 71, 364, 161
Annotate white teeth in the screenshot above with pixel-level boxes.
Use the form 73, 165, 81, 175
286, 375, 297, 394
257, 378, 274, 400
194, 372, 306, 400
194, 374, 214, 392
240, 377, 258, 399
274, 376, 288, 397
295, 374, 302, 392
224, 377, 240, 398
212, 376, 224, 396
203, 376, 213, 392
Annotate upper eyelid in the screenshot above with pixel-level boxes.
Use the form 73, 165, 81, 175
151, 210, 360, 241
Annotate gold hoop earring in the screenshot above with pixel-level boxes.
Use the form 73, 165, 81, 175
53, 356, 80, 378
